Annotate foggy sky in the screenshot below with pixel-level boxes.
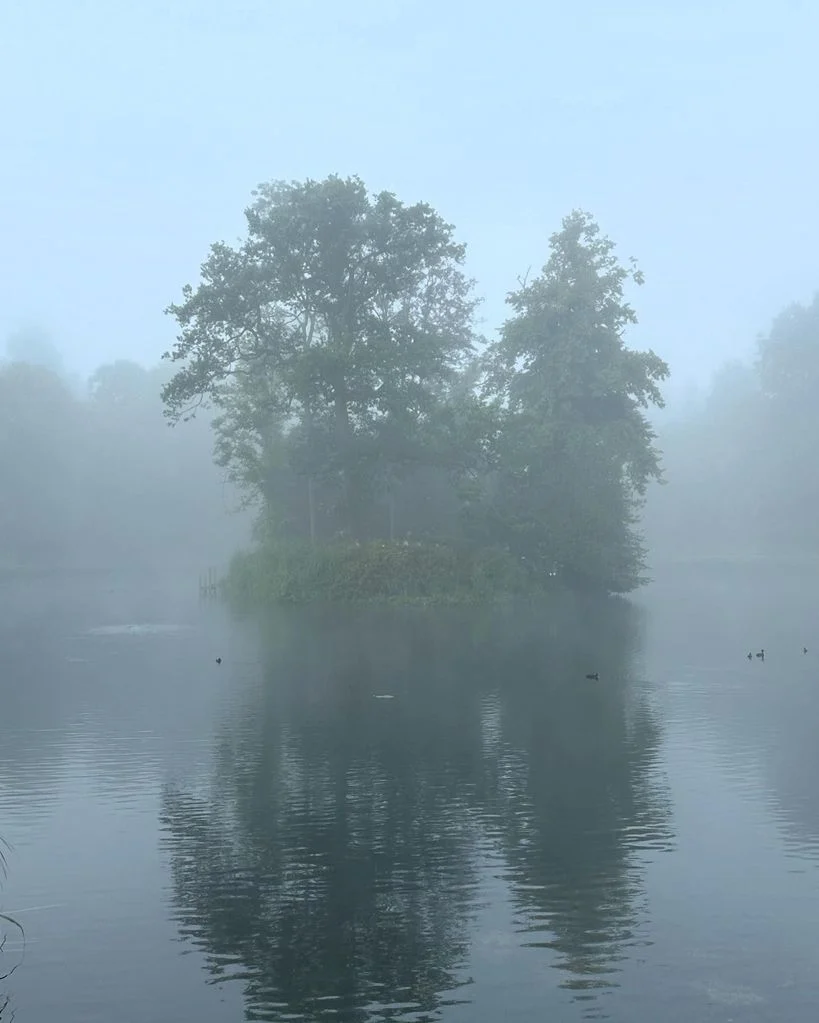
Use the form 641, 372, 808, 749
2, 0, 816, 405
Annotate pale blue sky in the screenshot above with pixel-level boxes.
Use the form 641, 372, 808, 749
2, 0, 816, 403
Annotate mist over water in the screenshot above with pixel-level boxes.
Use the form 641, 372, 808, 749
2, 569, 819, 1021
3, 3, 819, 1019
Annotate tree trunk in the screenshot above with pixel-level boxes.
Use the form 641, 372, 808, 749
303, 402, 318, 546
334, 389, 357, 537
307, 475, 316, 546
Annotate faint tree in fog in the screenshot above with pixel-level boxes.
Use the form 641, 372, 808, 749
0, 355, 249, 572
643, 359, 760, 560
4, 325, 64, 376
754, 293, 819, 552
0, 362, 82, 567
645, 291, 819, 562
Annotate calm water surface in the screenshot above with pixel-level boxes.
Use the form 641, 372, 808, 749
1, 566, 819, 1021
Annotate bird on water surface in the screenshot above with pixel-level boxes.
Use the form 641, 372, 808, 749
585, 672, 599, 681
215, 657, 222, 665
756, 650, 765, 661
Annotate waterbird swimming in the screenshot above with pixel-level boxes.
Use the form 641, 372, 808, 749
215, 657, 222, 665
755, 650, 765, 660
747, 652, 753, 660
585, 673, 599, 681
804, 647, 808, 654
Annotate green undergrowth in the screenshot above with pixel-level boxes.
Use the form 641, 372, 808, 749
222, 539, 540, 608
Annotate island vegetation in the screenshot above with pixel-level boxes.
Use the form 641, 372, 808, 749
5, 175, 819, 601
161, 175, 669, 604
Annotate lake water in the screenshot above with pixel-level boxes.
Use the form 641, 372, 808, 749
2, 566, 819, 1021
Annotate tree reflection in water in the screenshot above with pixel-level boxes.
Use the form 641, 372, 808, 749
160, 598, 674, 1020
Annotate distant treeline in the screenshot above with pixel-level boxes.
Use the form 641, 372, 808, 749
161, 175, 669, 597
0, 353, 249, 573
644, 293, 819, 563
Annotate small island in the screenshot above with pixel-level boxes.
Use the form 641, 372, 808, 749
161, 175, 669, 605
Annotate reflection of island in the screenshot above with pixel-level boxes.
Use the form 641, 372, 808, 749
159, 599, 674, 1019
470, 599, 674, 1001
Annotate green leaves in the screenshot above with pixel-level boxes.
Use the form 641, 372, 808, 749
478, 211, 668, 591
162, 175, 479, 534
161, 184, 669, 593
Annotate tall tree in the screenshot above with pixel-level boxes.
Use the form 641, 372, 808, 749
481, 211, 669, 592
208, 364, 318, 541
757, 293, 819, 403
754, 293, 819, 551
162, 175, 479, 536
4, 325, 64, 376
0, 362, 81, 566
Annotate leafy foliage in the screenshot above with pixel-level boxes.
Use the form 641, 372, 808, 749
223, 539, 532, 607
162, 175, 479, 536
162, 185, 669, 595
476, 211, 669, 591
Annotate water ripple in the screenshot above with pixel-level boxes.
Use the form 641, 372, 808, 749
6, 581, 819, 1021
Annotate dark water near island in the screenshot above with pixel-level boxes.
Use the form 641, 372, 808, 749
2, 565, 819, 1022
